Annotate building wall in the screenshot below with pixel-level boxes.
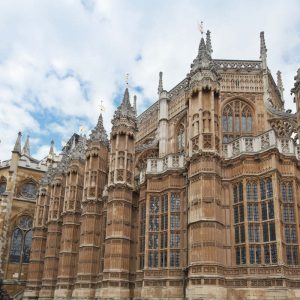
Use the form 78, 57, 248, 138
22, 49, 300, 299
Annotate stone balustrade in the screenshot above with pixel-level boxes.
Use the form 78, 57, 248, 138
222, 130, 300, 160
139, 154, 185, 184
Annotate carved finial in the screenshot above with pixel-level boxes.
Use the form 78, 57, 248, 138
99, 99, 105, 113
198, 21, 204, 36
79, 125, 86, 135
206, 30, 213, 54
125, 73, 129, 87
13, 131, 22, 154
49, 140, 54, 154
277, 70, 284, 101
22, 135, 30, 156
158, 71, 163, 95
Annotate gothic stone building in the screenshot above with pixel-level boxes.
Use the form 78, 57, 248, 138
20, 31, 300, 299
0, 134, 60, 297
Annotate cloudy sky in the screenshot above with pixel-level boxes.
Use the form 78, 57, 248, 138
0, 0, 299, 160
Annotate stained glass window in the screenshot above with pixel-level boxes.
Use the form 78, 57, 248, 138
0, 180, 6, 194
9, 216, 33, 264
177, 124, 185, 152
9, 228, 22, 263
21, 182, 37, 199
222, 100, 253, 143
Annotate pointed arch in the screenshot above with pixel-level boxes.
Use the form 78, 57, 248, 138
0, 176, 7, 194
222, 99, 254, 143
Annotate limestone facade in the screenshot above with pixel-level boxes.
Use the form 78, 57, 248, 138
16, 31, 300, 299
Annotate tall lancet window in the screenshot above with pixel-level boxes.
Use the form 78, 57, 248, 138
177, 124, 185, 152
222, 100, 253, 143
9, 215, 33, 264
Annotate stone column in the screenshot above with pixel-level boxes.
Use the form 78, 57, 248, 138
73, 141, 108, 299
23, 183, 50, 299
39, 175, 65, 299
54, 160, 84, 299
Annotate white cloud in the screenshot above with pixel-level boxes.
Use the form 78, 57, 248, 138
0, 0, 299, 160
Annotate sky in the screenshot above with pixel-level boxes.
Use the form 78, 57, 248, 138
0, 0, 299, 161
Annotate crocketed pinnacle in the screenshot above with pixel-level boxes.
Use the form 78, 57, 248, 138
277, 71, 284, 100
70, 134, 86, 160
190, 35, 214, 73
49, 140, 54, 155
291, 68, 300, 94
112, 87, 136, 122
89, 113, 109, 145
22, 135, 30, 157
158, 71, 163, 95
13, 132, 22, 154
260, 31, 267, 57
206, 30, 213, 54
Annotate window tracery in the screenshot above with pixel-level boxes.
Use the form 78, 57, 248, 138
9, 215, 33, 264
0, 177, 7, 194
222, 100, 253, 143
177, 124, 185, 152
281, 181, 298, 265
21, 181, 38, 199
234, 177, 277, 266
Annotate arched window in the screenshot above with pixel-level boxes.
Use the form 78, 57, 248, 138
21, 180, 38, 199
222, 100, 253, 143
0, 177, 7, 194
9, 215, 33, 264
177, 124, 185, 152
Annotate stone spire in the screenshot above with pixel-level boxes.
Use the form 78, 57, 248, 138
13, 132, 22, 154
49, 140, 54, 155
206, 30, 213, 54
70, 135, 86, 160
277, 70, 284, 101
133, 95, 137, 112
22, 135, 30, 156
158, 71, 163, 95
89, 112, 109, 145
190, 35, 215, 74
260, 31, 267, 69
112, 88, 136, 123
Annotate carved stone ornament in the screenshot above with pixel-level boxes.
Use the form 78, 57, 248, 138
270, 119, 296, 138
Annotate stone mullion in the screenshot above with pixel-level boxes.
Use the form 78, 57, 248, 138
243, 178, 250, 265
210, 90, 215, 149
144, 193, 150, 269
292, 179, 300, 263
198, 90, 203, 149
273, 172, 283, 264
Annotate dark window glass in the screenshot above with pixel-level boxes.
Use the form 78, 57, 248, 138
264, 245, 270, 264
260, 181, 266, 200
9, 229, 22, 263
22, 230, 32, 263
234, 207, 239, 224
269, 222, 276, 241
21, 182, 37, 199
268, 201, 274, 219
0, 181, 6, 194
263, 223, 269, 242
235, 226, 239, 244
239, 205, 244, 222
261, 202, 267, 220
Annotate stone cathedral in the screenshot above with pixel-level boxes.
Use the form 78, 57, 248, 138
1, 30, 300, 300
